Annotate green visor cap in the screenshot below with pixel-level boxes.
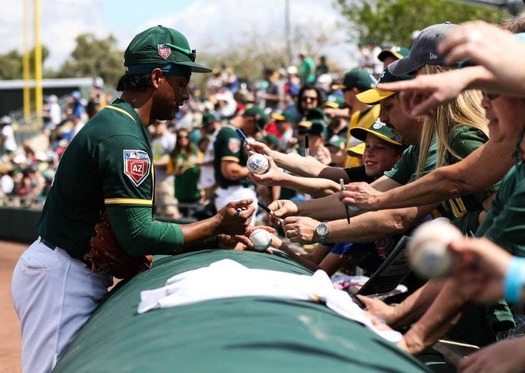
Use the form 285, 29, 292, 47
124, 25, 211, 74
350, 119, 403, 146
356, 67, 413, 104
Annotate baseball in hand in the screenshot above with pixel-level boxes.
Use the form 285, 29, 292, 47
247, 154, 270, 174
408, 219, 463, 279
249, 229, 273, 252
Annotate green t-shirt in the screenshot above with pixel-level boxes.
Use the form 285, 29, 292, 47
38, 99, 184, 258
384, 142, 437, 185
476, 161, 525, 256
213, 124, 249, 188
174, 148, 201, 203
438, 125, 499, 234
448, 160, 524, 347
300, 57, 316, 84
385, 128, 510, 345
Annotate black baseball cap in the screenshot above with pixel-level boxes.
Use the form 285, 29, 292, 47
390, 22, 458, 76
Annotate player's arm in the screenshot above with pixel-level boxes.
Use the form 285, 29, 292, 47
221, 159, 249, 180
107, 200, 254, 256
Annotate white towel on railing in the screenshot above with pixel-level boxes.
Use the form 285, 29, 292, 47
137, 259, 401, 342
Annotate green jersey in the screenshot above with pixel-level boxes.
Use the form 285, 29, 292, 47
37, 99, 171, 259
213, 124, 249, 188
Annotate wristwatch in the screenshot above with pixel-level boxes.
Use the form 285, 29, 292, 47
315, 222, 329, 243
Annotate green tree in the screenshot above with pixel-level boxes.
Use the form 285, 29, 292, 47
0, 46, 50, 80
54, 33, 123, 87
335, 0, 507, 47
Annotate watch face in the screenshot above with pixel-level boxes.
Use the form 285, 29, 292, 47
317, 223, 328, 235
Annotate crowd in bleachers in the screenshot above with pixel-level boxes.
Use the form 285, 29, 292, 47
0, 52, 365, 215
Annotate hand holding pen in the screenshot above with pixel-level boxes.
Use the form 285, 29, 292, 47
257, 201, 285, 226
304, 134, 309, 157
340, 178, 351, 224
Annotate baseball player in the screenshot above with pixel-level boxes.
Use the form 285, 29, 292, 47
11, 26, 255, 373
213, 106, 268, 224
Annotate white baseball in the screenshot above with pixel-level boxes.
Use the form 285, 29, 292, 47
249, 229, 273, 252
408, 219, 463, 279
247, 154, 270, 175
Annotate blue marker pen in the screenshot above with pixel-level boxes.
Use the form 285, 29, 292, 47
235, 128, 253, 150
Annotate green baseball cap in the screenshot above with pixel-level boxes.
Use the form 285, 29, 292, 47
243, 106, 269, 131
124, 25, 211, 75
326, 135, 346, 149
307, 120, 328, 138
356, 68, 414, 104
306, 108, 326, 122
271, 110, 294, 122
378, 46, 410, 62
202, 112, 219, 126
350, 119, 403, 146
332, 68, 377, 91
323, 94, 345, 109
262, 134, 280, 148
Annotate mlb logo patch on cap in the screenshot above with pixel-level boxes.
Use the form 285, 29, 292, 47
157, 44, 172, 59
123, 150, 151, 186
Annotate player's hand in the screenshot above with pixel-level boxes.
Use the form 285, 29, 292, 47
215, 199, 255, 235
219, 225, 276, 250
268, 199, 298, 218
356, 295, 397, 325
247, 157, 284, 186
340, 182, 382, 211
283, 216, 319, 244
458, 338, 525, 373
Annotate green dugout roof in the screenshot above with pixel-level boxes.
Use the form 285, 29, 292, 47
53, 250, 429, 373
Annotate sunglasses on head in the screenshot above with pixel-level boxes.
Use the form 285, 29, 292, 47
164, 42, 196, 62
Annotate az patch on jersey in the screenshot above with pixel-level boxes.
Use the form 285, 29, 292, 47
228, 138, 241, 153
123, 150, 151, 186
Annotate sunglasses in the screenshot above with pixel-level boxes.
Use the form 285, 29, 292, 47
301, 96, 318, 102
164, 42, 196, 62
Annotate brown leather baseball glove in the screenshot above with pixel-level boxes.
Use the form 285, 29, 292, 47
85, 212, 152, 279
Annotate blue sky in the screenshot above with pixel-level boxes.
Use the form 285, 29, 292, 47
1, 0, 356, 72
100, 0, 195, 30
